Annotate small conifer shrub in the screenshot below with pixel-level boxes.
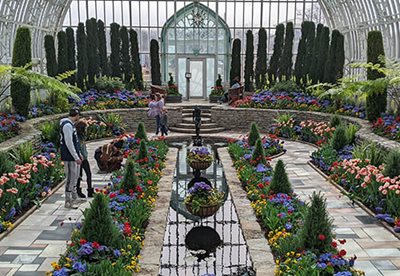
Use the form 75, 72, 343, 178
137, 140, 148, 161
248, 123, 261, 147
269, 160, 292, 195
135, 122, 147, 141
252, 139, 265, 164
121, 158, 139, 191
383, 150, 400, 178
330, 125, 347, 151
329, 115, 341, 128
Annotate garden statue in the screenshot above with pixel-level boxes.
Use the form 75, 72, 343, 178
192, 106, 202, 146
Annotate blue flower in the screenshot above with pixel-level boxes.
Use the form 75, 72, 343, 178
72, 262, 87, 273
334, 271, 352, 276
113, 249, 121, 257
53, 268, 69, 276
316, 262, 327, 269
256, 163, 267, 172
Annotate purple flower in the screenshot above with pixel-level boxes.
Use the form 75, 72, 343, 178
188, 182, 212, 194
256, 163, 267, 172
77, 243, 94, 256
317, 262, 327, 269
72, 262, 87, 273
53, 268, 69, 276
113, 249, 121, 257
244, 154, 252, 160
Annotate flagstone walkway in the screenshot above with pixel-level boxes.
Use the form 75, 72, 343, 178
0, 134, 399, 275
277, 141, 400, 276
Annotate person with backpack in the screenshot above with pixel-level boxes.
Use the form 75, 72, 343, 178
60, 108, 83, 209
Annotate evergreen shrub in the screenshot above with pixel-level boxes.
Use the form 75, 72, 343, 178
135, 122, 148, 141
383, 150, 400, 178
252, 139, 265, 164
269, 160, 292, 195
248, 123, 261, 147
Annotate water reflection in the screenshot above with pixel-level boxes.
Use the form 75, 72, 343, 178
160, 142, 253, 276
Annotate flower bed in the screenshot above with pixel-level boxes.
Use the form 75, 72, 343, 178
227, 140, 362, 275
372, 114, 400, 142
234, 91, 366, 119
0, 142, 63, 233
51, 135, 168, 275
0, 113, 25, 143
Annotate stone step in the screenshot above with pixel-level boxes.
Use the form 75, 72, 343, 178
175, 122, 220, 129
182, 117, 212, 123
182, 112, 211, 118
182, 107, 212, 113
169, 126, 225, 134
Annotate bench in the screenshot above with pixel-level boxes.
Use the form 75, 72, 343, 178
228, 86, 244, 104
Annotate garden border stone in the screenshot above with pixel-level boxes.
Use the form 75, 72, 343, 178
218, 148, 276, 275
138, 148, 178, 276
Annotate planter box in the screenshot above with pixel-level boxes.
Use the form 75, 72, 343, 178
209, 95, 221, 103
166, 94, 182, 103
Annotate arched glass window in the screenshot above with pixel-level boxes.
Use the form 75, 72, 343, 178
161, 2, 231, 99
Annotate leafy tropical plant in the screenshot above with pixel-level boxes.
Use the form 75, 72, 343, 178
352, 141, 385, 166
9, 141, 34, 164
39, 121, 60, 147
94, 76, 125, 91
345, 123, 358, 145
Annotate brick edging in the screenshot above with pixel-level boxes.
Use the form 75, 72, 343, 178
137, 148, 178, 276
218, 148, 276, 275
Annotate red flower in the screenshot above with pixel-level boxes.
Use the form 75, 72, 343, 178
339, 239, 346, 244
92, 242, 100, 249
109, 193, 117, 199
331, 241, 338, 248
136, 185, 143, 193
69, 243, 75, 247
260, 194, 266, 199
339, 249, 347, 257
147, 180, 153, 185
129, 189, 134, 195
79, 239, 87, 245
119, 189, 125, 194
257, 183, 263, 189
318, 234, 326, 241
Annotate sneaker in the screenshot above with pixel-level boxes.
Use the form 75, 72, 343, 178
64, 202, 79, 209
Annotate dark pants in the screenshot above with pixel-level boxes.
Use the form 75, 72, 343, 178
77, 159, 92, 190
155, 115, 161, 134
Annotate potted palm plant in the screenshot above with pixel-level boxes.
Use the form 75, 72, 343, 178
185, 181, 224, 218
166, 73, 182, 103
187, 147, 213, 170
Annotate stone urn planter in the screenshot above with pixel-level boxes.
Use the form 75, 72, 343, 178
165, 94, 182, 103
188, 160, 212, 170
185, 202, 221, 218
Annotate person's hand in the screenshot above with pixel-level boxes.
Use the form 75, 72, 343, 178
75, 159, 82, 165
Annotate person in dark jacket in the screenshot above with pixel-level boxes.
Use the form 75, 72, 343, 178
75, 119, 94, 198
60, 108, 83, 209
94, 140, 124, 173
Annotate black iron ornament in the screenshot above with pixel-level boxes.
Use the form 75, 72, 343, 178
192, 106, 202, 146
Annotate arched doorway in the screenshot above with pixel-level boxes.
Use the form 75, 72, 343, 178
161, 2, 231, 100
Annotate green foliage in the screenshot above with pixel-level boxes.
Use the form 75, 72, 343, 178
85, 259, 131, 276
335, 33, 345, 80
0, 151, 16, 175
269, 160, 292, 195
121, 159, 139, 192
130, 29, 143, 90
248, 122, 261, 147
94, 76, 125, 91
294, 22, 308, 84
230, 38, 241, 86
81, 193, 122, 248
125, 200, 151, 230
44, 35, 58, 77
137, 140, 148, 161
352, 141, 385, 167
303, 21, 316, 83
324, 30, 344, 84
10, 142, 34, 164
268, 24, 285, 84
255, 28, 267, 89
270, 80, 300, 93
329, 115, 341, 128
110, 23, 121, 78
76, 22, 88, 90
383, 150, 400, 178
279, 22, 294, 80
120, 26, 132, 84
39, 121, 60, 147
345, 124, 358, 145
310, 24, 323, 84
252, 139, 265, 164
244, 30, 254, 92
66, 27, 77, 85
167, 73, 180, 95
97, 20, 110, 76
97, 113, 124, 130
11, 27, 32, 117
330, 125, 347, 150
317, 26, 330, 83
86, 18, 100, 87
57, 31, 68, 76
301, 192, 333, 254
135, 122, 147, 141
366, 31, 387, 121
150, 39, 161, 85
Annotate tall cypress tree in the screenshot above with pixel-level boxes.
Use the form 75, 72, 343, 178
255, 28, 267, 89
66, 27, 76, 84
130, 29, 143, 90
44, 35, 57, 77
294, 22, 308, 84
303, 21, 316, 83
57, 30, 68, 76
97, 19, 110, 76
324, 30, 340, 84
268, 24, 285, 83
244, 30, 254, 92
366, 30, 387, 121
335, 33, 345, 80
230, 38, 241, 86
76, 22, 88, 90
317, 26, 330, 83
86, 18, 99, 87
120, 26, 132, 84
110, 23, 121, 78
150, 39, 161, 85
11, 27, 31, 117
279, 22, 294, 80
310, 24, 324, 84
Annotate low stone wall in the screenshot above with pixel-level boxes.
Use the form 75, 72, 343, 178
211, 106, 400, 152
0, 107, 183, 153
